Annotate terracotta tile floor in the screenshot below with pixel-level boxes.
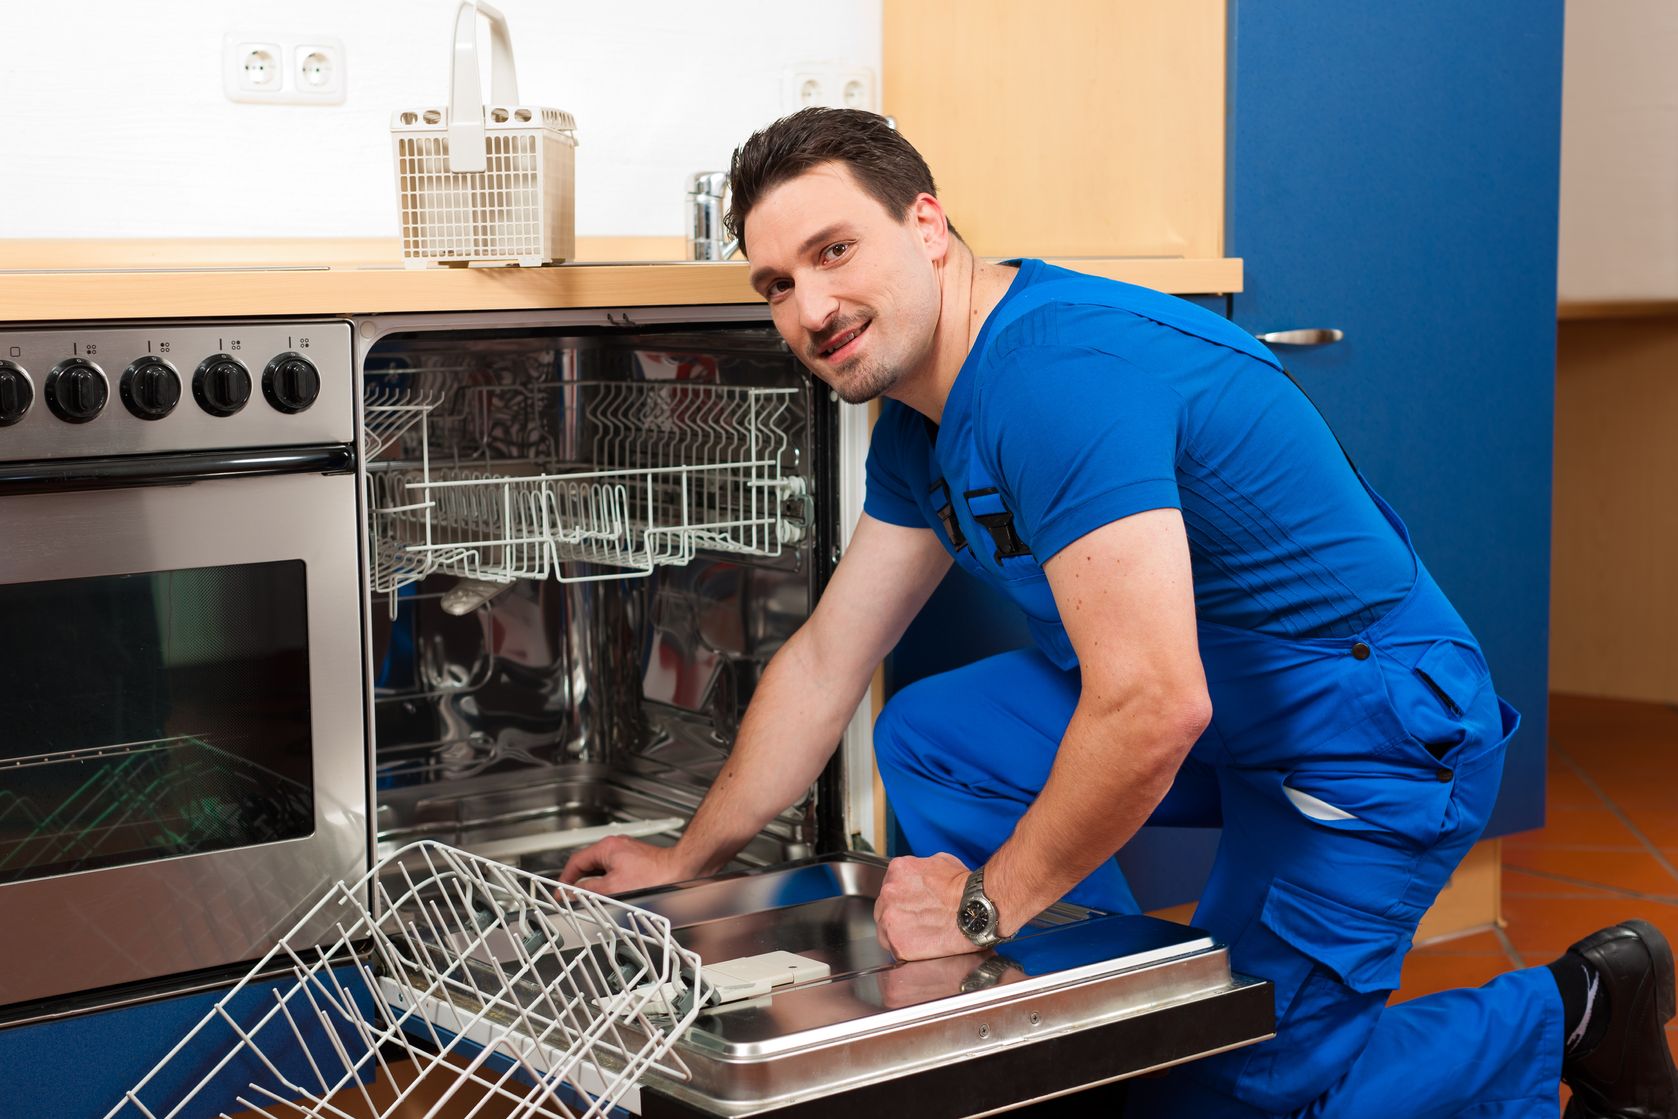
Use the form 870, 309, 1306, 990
1390, 692, 1678, 1109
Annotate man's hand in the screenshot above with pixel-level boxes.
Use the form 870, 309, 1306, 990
557, 836, 696, 895
874, 852, 982, 961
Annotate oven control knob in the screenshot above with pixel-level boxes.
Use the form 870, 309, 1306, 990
262, 352, 320, 414
0, 360, 32, 427
45, 358, 109, 424
193, 354, 251, 417
120, 356, 182, 421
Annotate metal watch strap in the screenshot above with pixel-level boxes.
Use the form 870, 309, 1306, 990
958, 865, 1003, 948
959, 955, 1021, 993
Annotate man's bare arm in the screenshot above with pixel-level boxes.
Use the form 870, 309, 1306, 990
986, 507, 1210, 930
559, 513, 952, 891
875, 507, 1208, 957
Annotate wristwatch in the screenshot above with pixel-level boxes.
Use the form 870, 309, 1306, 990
957, 865, 1005, 948
959, 955, 1022, 993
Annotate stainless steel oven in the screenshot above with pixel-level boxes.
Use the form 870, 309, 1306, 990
0, 321, 367, 1008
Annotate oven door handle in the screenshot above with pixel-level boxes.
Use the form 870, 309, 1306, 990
0, 443, 356, 496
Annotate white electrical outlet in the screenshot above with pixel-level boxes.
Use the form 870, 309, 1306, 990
232, 41, 283, 94
294, 44, 344, 98
224, 33, 346, 105
782, 66, 877, 113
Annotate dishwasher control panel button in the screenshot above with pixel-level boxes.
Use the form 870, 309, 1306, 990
120, 356, 182, 421
45, 358, 108, 424
262, 352, 320, 414
0, 360, 32, 427
193, 354, 252, 417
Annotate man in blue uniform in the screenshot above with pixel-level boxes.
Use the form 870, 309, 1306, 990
562, 109, 1678, 1117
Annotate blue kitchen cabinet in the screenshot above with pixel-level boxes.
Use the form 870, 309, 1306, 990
1226, 0, 1563, 838
887, 4, 1564, 900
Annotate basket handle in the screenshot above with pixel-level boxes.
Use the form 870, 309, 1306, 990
447, 0, 520, 173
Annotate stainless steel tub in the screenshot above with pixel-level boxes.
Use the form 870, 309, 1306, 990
374, 765, 808, 877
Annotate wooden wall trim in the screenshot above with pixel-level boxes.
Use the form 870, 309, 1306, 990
1558, 300, 1678, 322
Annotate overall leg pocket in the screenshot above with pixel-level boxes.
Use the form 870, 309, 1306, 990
1226, 877, 1415, 1115
1376, 637, 1496, 764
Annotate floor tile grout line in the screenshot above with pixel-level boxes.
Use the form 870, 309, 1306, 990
1506, 843, 1655, 852
1501, 864, 1678, 903
1492, 924, 1527, 970
1551, 744, 1678, 888
1505, 890, 1678, 900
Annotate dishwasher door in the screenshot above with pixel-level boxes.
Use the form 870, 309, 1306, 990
102, 849, 1271, 1119
628, 854, 1273, 1118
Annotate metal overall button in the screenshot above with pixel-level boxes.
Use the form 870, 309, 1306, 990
1351, 641, 1371, 660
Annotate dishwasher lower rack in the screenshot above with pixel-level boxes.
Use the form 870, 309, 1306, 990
106, 841, 708, 1119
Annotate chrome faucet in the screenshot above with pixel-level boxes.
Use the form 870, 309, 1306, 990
687, 171, 739, 261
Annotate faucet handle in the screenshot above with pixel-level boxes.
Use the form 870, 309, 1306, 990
688, 171, 730, 198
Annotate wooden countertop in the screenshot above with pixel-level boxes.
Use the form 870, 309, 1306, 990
0, 238, 1243, 322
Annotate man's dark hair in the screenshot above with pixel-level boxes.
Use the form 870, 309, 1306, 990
724, 107, 957, 256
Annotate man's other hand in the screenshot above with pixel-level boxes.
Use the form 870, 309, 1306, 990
874, 852, 984, 961
557, 836, 695, 895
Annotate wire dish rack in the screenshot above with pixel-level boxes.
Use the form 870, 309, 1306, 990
365, 380, 806, 600
108, 841, 707, 1119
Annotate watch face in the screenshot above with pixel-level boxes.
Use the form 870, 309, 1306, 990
959, 898, 991, 936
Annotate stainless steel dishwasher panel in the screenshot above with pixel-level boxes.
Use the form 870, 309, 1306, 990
625, 855, 1274, 1116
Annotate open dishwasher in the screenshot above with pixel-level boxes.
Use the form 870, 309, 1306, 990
101, 306, 1270, 1117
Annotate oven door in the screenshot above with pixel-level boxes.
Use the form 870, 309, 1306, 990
0, 453, 365, 1010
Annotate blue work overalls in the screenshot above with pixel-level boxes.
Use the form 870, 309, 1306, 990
872, 296, 1562, 1118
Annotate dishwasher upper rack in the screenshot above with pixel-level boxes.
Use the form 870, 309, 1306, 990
365, 380, 808, 599
107, 840, 708, 1119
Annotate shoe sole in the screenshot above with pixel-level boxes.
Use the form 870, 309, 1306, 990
1622, 918, 1677, 1025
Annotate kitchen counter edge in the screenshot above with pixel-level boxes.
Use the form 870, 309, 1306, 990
0, 253, 1243, 323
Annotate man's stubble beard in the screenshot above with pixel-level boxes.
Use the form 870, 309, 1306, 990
826, 354, 903, 405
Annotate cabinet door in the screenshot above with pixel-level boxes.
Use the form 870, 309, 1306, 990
1227, 1, 1563, 835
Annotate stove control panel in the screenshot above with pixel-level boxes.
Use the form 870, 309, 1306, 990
0, 321, 353, 463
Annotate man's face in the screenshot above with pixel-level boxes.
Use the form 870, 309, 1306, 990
745, 163, 943, 404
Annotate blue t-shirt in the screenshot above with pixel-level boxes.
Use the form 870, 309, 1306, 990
864, 259, 1415, 669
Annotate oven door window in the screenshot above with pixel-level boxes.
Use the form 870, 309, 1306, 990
0, 560, 314, 884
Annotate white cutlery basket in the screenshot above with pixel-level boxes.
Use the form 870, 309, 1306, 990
392, 2, 578, 268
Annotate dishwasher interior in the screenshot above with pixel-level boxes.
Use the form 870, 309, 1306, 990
360, 320, 844, 879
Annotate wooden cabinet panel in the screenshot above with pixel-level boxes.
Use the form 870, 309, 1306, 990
1551, 317, 1678, 701
882, 0, 1225, 260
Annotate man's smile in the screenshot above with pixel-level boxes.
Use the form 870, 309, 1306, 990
816, 319, 870, 361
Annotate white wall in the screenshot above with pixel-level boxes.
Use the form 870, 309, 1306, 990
0, 1, 880, 240
1558, 0, 1678, 301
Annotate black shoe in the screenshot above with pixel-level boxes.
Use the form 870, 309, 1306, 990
1562, 920, 1678, 1119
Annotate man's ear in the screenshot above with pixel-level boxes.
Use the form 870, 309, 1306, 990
910, 193, 951, 261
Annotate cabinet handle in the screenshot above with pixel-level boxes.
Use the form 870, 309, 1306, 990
1254, 328, 1345, 346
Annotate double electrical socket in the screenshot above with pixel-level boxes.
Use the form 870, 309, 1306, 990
224, 33, 346, 105
782, 66, 878, 113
